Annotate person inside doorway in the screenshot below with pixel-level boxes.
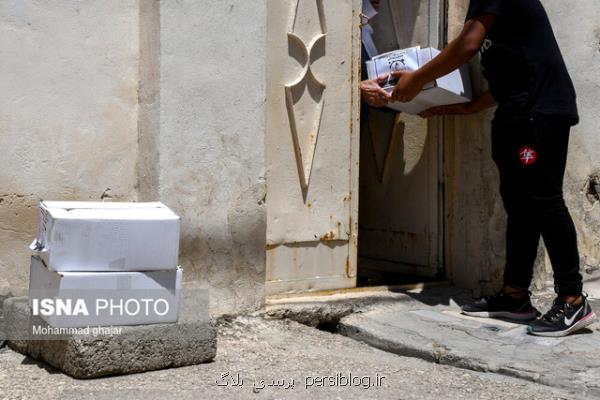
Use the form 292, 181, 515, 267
359, 0, 391, 109
390, 0, 595, 337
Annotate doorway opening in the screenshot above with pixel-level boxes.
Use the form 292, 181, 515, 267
264, 0, 450, 298
357, 111, 444, 287
356, 0, 446, 287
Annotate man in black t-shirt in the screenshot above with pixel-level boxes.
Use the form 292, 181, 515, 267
390, 0, 595, 337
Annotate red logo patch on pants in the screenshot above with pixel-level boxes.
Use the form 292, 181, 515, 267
519, 146, 537, 165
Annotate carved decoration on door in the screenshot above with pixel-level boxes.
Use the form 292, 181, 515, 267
285, 0, 327, 198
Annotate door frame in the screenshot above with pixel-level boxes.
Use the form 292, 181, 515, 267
265, 0, 450, 298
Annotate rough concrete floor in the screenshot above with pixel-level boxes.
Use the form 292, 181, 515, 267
267, 285, 600, 399
0, 316, 573, 400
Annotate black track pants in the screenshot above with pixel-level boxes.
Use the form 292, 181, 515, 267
491, 116, 583, 296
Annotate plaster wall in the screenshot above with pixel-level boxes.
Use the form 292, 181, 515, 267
445, 0, 600, 295
546, 0, 600, 281
1, 0, 268, 316
0, 0, 140, 294
158, 0, 267, 315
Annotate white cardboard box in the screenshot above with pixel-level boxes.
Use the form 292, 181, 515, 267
30, 201, 180, 272
366, 46, 472, 114
28, 256, 182, 328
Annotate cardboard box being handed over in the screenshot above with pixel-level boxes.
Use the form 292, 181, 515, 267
366, 46, 472, 115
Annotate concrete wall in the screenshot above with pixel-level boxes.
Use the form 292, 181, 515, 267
445, 0, 600, 295
443, 0, 500, 295
157, 0, 267, 315
0, 0, 267, 316
0, 0, 140, 294
547, 0, 600, 283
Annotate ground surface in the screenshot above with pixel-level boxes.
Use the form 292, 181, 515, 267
0, 315, 574, 400
337, 288, 600, 398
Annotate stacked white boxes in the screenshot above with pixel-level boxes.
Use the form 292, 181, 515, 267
366, 46, 472, 114
28, 201, 182, 328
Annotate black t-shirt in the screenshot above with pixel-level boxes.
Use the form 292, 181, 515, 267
466, 0, 579, 124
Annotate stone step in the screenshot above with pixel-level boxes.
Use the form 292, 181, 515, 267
3, 296, 216, 379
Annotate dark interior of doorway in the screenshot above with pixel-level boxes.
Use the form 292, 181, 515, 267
355, 107, 445, 288
356, 0, 448, 288
357, 261, 442, 287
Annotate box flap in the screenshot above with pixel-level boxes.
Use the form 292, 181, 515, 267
39, 201, 179, 220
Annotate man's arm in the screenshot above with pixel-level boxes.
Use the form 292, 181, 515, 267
419, 90, 497, 118
391, 15, 496, 102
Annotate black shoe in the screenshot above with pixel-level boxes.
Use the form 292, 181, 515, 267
528, 294, 596, 337
461, 291, 537, 321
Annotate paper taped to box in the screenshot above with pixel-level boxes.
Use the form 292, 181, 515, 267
366, 46, 472, 114
28, 256, 182, 328
30, 201, 180, 272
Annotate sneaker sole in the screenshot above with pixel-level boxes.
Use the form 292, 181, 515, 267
461, 310, 537, 321
528, 311, 597, 337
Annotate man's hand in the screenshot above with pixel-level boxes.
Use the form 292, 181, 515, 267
361, 75, 391, 108
390, 70, 425, 103
419, 103, 472, 118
